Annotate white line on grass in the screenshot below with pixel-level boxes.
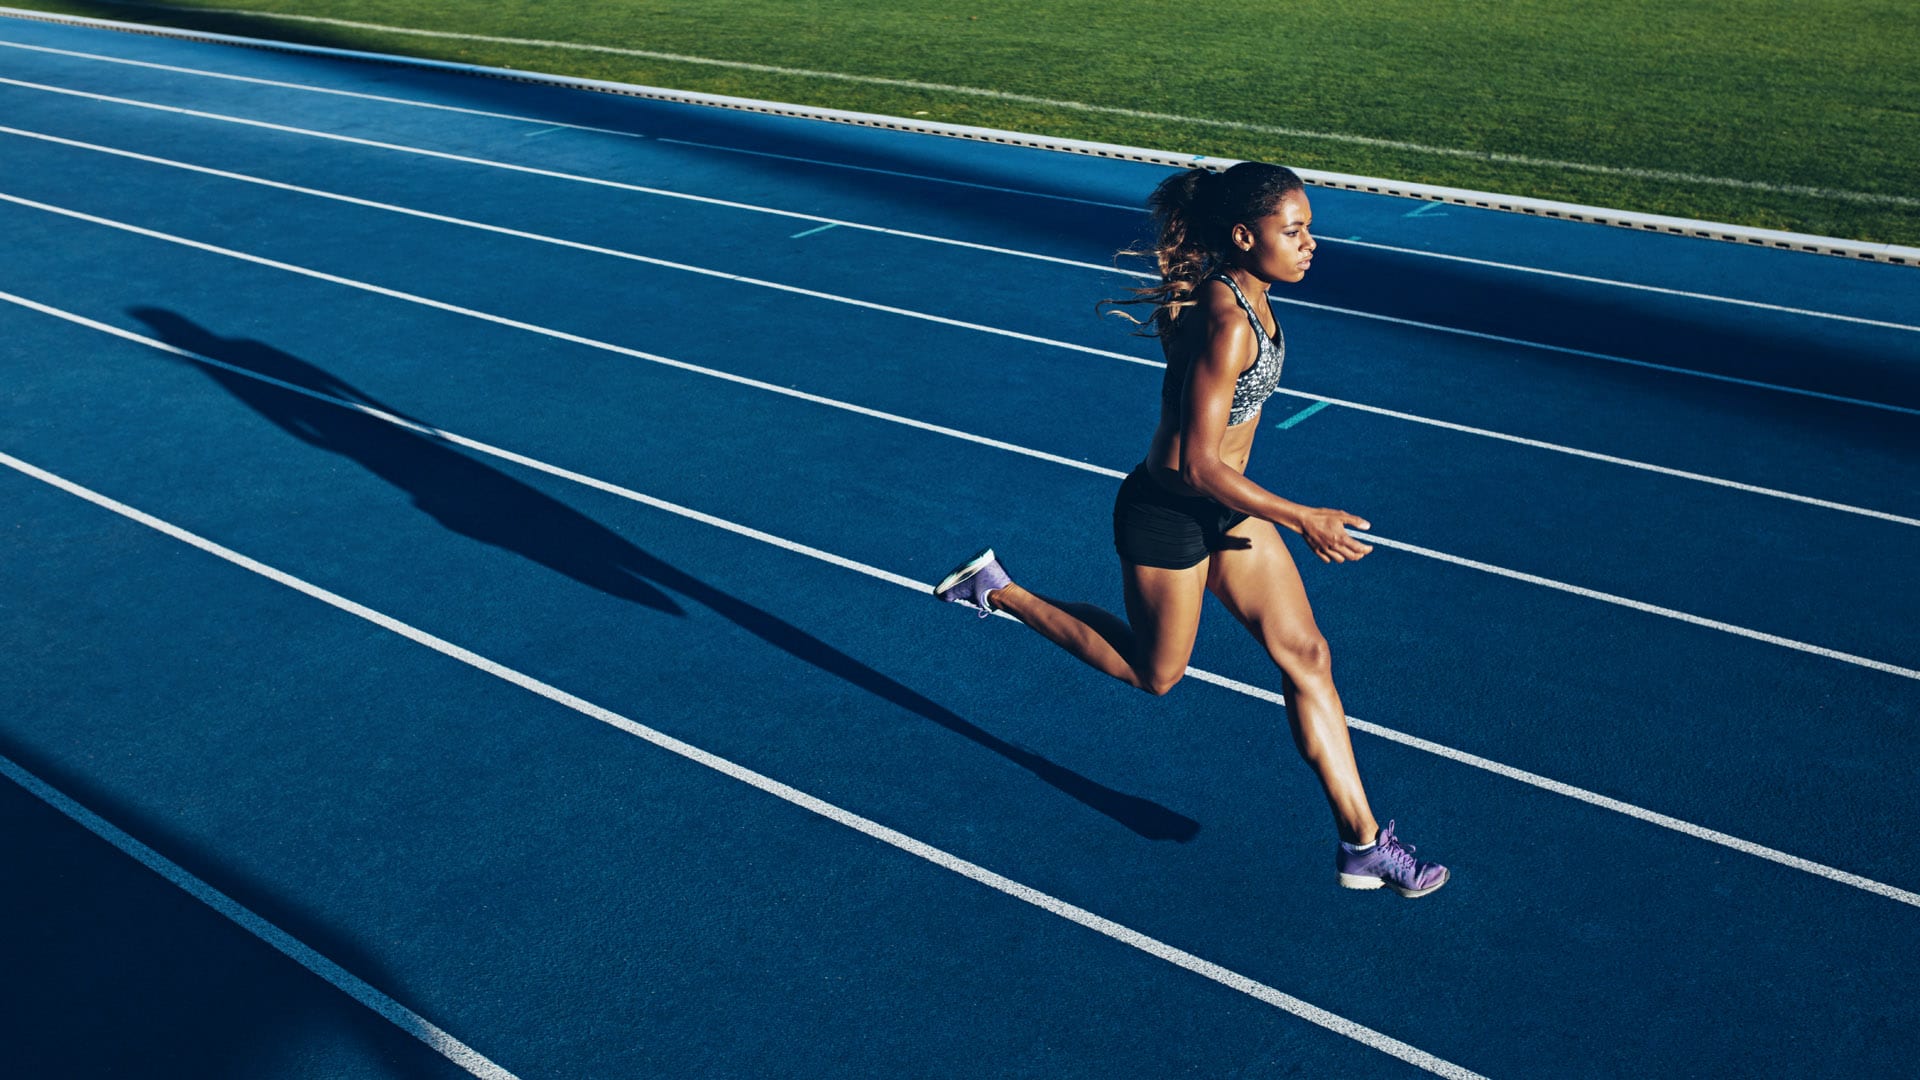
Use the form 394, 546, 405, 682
0, 751, 520, 1080
3, 133, 1914, 527
4, 37, 1913, 334
29, 1, 1917, 210
6, 70, 1918, 415
0, 447, 1489, 1080
1, 352, 1914, 913
3, 202, 1915, 679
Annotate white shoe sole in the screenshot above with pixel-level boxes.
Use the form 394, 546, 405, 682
1339, 868, 1449, 898
934, 548, 997, 595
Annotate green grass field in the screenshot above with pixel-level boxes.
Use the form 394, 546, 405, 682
11, 0, 1920, 247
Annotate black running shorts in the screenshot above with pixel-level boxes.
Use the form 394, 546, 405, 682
1111, 464, 1250, 570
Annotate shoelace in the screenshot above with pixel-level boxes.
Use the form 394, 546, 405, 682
1377, 822, 1418, 877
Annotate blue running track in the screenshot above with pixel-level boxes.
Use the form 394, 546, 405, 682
1, 11, 1916, 1078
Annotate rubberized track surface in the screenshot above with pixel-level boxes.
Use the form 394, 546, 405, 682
2, 13, 1916, 1078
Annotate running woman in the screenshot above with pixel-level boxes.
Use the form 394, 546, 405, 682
936, 162, 1446, 897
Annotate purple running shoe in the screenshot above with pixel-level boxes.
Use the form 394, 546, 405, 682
1336, 820, 1448, 898
935, 548, 1010, 618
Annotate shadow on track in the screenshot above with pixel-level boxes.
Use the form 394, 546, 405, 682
0, 743, 470, 1080
129, 307, 1199, 842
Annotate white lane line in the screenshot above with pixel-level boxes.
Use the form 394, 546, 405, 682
1176, 669, 1920, 909
1275, 296, 1920, 420
0, 449, 1487, 1080
3, 353, 1914, 913
3, 201, 1915, 678
0, 72, 1115, 276
0, 37, 649, 139
0, 751, 520, 1080
42, 132, 1151, 364
4, 71, 1916, 411
3, 132, 1914, 529
650, 135, 1917, 335
1327, 238, 1920, 334
0, 253, 1116, 484
0, 125, 1151, 364
655, 136, 1147, 212
1267, 389, 1920, 529
21, 1, 1914, 210
8, 76, 1918, 424
1358, 534, 1920, 681
4, 36, 1910, 334
569, 137, 1920, 335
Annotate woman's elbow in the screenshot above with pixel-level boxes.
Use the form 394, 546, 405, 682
1179, 459, 1221, 495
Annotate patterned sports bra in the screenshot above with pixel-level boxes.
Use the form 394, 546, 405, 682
1160, 273, 1286, 427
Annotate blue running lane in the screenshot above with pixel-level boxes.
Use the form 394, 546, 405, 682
1, 12, 1916, 1079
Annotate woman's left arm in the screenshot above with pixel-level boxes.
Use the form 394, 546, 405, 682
1176, 293, 1374, 564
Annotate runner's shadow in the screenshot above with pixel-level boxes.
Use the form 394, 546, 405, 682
131, 309, 685, 615
129, 308, 1199, 842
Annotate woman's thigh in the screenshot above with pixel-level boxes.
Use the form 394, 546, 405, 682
1204, 519, 1329, 669
1120, 558, 1210, 689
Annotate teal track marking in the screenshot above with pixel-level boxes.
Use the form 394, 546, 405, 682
1275, 399, 1332, 429
6, 284, 1917, 911
789, 221, 840, 239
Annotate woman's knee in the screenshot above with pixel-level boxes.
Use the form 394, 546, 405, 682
1273, 633, 1333, 681
1136, 665, 1186, 696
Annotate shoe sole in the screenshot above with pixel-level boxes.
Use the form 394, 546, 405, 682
1339, 868, 1449, 898
934, 548, 997, 596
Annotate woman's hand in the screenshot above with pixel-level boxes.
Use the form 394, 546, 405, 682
1297, 507, 1374, 563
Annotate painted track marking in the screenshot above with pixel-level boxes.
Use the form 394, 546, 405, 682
3, 209, 1914, 676
0, 36, 649, 139
1274, 401, 1331, 430
16, 2, 1912, 209
6, 291, 1920, 912
2, 35, 1913, 333
0, 751, 520, 1080
0, 82, 1902, 423
0, 447, 1489, 1080
3, 131, 1915, 527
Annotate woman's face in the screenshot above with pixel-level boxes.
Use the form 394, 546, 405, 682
1233, 191, 1316, 284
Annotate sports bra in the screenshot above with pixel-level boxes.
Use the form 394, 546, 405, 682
1159, 273, 1285, 427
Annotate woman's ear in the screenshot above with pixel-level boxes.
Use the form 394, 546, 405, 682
1230, 222, 1254, 252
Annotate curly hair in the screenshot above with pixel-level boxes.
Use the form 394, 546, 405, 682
1101, 161, 1306, 336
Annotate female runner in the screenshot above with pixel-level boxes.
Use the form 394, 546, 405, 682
936, 161, 1446, 897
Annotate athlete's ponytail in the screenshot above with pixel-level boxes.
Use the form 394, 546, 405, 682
1101, 161, 1305, 335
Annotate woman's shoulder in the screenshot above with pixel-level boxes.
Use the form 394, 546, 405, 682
1164, 282, 1256, 365
1192, 277, 1256, 334
1195, 275, 1248, 315
1160, 277, 1248, 340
